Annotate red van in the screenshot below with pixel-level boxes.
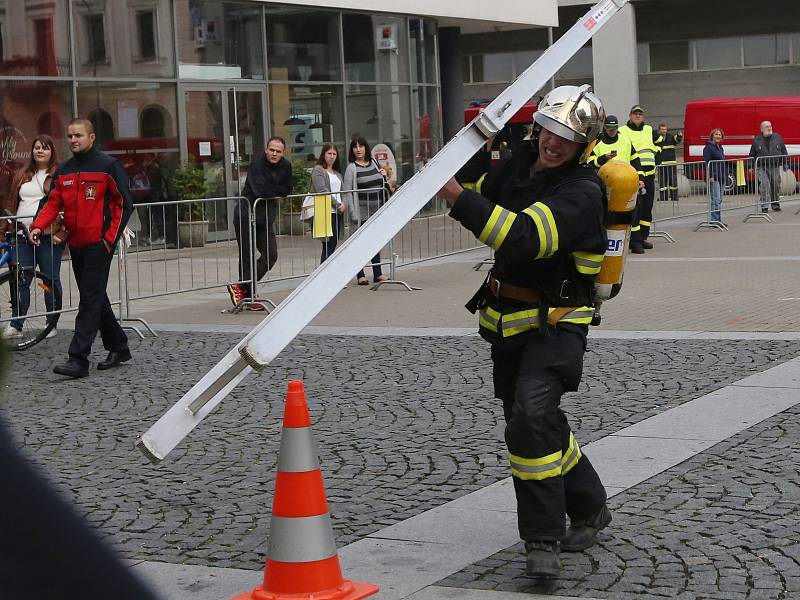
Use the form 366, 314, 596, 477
683, 96, 800, 163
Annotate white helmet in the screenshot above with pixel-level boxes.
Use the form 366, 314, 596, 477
533, 84, 605, 143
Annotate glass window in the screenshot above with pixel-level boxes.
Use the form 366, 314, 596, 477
637, 43, 648, 74
343, 14, 410, 83
76, 82, 180, 205
743, 34, 790, 66
346, 84, 411, 156
462, 56, 471, 83
75, 0, 175, 78
0, 81, 72, 179
177, 1, 263, 79
558, 46, 592, 79
266, 8, 341, 82
513, 50, 543, 77
795, 34, 800, 64
474, 53, 513, 82
649, 41, 690, 72
411, 84, 441, 169
0, 0, 70, 75
695, 37, 741, 70
269, 84, 345, 161
410, 18, 438, 85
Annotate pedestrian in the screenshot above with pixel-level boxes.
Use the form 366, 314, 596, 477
619, 105, 659, 253
654, 123, 682, 202
749, 120, 788, 213
703, 128, 727, 225
227, 137, 292, 308
310, 144, 345, 264
29, 119, 133, 378
438, 85, 611, 579
1, 134, 66, 339
342, 137, 388, 285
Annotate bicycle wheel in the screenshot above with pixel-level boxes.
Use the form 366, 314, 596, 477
0, 268, 62, 350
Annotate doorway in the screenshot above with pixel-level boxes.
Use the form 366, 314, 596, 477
181, 85, 266, 236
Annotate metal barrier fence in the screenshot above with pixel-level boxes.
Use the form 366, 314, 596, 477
654, 154, 800, 237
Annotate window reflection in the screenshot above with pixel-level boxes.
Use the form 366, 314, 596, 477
74, 0, 175, 77
410, 19, 438, 85
76, 82, 179, 207
343, 13, 410, 83
0, 0, 70, 75
269, 84, 345, 161
266, 8, 341, 82
347, 85, 411, 153
412, 84, 440, 167
176, 0, 263, 79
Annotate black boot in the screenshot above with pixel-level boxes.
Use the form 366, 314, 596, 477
524, 541, 560, 578
561, 504, 612, 552
641, 240, 654, 250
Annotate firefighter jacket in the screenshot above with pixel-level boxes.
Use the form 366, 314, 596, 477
449, 146, 607, 340
619, 122, 659, 177
654, 131, 682, 166
588, 131, 644, 176
31, 145, 133, 248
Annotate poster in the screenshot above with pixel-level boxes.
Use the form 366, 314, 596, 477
372, 143, 398, 191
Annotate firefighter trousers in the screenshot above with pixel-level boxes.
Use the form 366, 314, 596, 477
632, 175, 655, 242
492, 326, 606, 542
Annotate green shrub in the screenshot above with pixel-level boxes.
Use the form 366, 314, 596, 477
170, 164, 209, 221
289, 160, 312, 212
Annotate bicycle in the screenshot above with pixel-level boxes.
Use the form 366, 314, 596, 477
0, 222, 62, 350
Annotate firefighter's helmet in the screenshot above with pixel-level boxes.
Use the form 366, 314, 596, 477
533, 85, 605, 144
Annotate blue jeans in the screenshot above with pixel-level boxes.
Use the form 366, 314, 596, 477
709, 179, 722, 223
10, 236, 64, 330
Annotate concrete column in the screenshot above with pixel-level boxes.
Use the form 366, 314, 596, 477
591, 2, 638, 118
438, 26, 463, 143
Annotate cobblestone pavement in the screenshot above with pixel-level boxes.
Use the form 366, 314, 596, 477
437, 404, 800, 600
3, 332, 800, 572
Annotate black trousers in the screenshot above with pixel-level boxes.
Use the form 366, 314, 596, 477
68, 242, 128, 369
632, 175, 655, 242
658, 165, 679, 201
492, 327, 606, 541
233, 203, 277, 297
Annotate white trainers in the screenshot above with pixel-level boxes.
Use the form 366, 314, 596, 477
46, 327, 57, 339
2, 326, 22, 339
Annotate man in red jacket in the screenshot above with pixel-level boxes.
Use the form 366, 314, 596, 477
29, 119, 133, 378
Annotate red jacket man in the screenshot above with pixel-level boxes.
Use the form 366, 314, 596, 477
30, 118, 134, 378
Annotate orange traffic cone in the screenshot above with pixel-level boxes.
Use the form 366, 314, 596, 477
231, 381, 379, 600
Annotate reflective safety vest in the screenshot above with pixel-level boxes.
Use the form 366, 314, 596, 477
620, 123, 659, 176
588, 135, 642, 175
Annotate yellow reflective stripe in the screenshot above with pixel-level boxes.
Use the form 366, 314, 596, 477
572, 251, 603, 275
510, 450, 563, 480
561, 433, 582, 474
476, 173, 486, 194
640, 220, 651, 227
478, 206, 517, 250
661, 144, 675, 150
478, 306, 501, 332
661, 160, 677, 165
631, 224, 641, 232
501, 310, 540, 336
558, 307, 594, 325
462, 182, 476, 191
522, 202, 558, 258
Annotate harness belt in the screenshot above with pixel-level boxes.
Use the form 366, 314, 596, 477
487, 275, 578, 327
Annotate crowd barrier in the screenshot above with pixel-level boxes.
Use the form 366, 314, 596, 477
653, 154, 799, 237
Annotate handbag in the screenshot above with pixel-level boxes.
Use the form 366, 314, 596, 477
300, 195, 315, 222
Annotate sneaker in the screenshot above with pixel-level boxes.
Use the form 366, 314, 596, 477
561, 504, 612, 552
2, 326, 22, 339
46, 327, 57, 339
525, 541, 560, 578
227, 283, 245, 307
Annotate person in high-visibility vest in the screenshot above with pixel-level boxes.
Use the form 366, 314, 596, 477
654, 123, 683, 202
620, 105, 659, 253
438, 85, 612, 580
588, 114, 644, 174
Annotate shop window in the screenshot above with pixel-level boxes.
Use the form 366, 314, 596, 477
137, 10, 157, 61
695, 37, 741, 70
177, 1, 263, 79
89, 108, 115, 148
0, 2, 70, 76
343, 14, 410, 84
87, 13, 107, 64
265, 8, 341, 82
37, 112, 64, 139
409, 18, 438, 85
649, 41, 690, 72
141, 106, 171, 138
269, 84, 345, 160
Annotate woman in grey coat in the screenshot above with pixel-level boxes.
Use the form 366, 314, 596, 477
342, 137, 388, 285
311, 144, 345, 263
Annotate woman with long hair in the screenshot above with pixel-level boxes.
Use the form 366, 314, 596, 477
0, 135, 66, 339
342, 136, 388, 285
703, 127, 727, 225
310, 144, 345, 263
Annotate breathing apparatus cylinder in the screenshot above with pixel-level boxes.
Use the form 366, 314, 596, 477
594, 160, 639, 302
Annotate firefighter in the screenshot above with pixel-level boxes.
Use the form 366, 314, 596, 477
654, 123, 682, 202
620, 105, 659, 252
438, 85, 611, 579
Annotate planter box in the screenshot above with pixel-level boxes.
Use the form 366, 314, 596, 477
178, 220, 209, 247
